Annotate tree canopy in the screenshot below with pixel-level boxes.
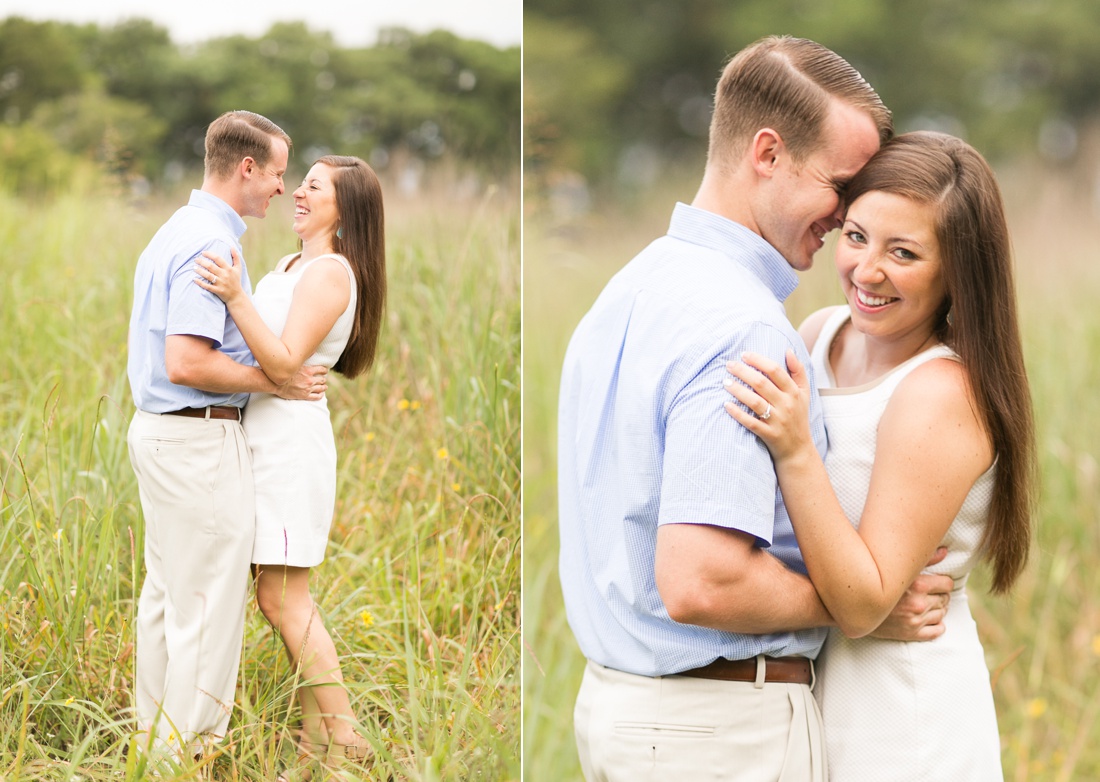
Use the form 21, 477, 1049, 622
525, 0, 1100, 189
0, 17, 520, 192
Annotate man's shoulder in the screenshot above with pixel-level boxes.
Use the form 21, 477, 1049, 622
144, 206, 238, 263
629, 239, 788, 326
170, 201, 237, 240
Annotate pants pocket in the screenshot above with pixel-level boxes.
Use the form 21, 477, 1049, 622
614, 721, 716, 738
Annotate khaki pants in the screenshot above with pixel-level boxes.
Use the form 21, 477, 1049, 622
575, 661, 826, 782
127, 410, 254, 756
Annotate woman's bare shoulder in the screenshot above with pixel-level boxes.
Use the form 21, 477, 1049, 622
797, 306, 846, 352
886, 356, 992, 465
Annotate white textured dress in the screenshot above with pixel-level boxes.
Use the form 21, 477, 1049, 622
244, 252, 357, 567
810, 308, 1003, 781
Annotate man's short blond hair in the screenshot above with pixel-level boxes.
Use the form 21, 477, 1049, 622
708, 36, 892, 168
204, 110, 292, 179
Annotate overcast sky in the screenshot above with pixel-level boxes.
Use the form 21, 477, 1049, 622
0, 0, 520, 48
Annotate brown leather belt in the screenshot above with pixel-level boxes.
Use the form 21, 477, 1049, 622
676, 656, 812, 685
163, 405, 243, 421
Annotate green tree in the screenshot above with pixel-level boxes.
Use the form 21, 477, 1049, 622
525, 0, 1100, 185
0, 16, 520, 193
524, 13, 630, 181
0, 17, 86, 123
29, 90, 168, 177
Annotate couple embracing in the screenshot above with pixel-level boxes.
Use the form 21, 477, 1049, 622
558, 36, 1034, 781
126, 110, 384, 778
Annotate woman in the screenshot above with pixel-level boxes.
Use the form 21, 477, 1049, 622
194, 154, 386, 778
723, 132, 1035, 779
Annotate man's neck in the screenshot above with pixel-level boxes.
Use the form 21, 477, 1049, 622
201, 178, 244, 217
691, 165, 760, 234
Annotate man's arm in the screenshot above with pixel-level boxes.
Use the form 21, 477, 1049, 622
655, 523, 834, 634
165, 334, 326, 400
654, 523, 952, 639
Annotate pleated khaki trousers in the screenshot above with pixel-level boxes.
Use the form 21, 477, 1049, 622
127, 410, 255, 757
575, 660, 826, 782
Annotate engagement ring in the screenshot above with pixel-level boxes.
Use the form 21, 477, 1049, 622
760, 404, 772, 421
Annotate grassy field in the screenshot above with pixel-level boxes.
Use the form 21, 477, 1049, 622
523, 164, 1100, 781
0, 173, 520, 780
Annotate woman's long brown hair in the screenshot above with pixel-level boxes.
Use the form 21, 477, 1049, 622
316, 155, 386, 379
844, 131, 1036, 593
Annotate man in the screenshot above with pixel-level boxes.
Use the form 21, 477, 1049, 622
126, 110, 326, 759
558, 37, 953, 780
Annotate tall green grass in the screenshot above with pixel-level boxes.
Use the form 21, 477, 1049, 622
522, 164, 1100, 781
0, 175, 520, 780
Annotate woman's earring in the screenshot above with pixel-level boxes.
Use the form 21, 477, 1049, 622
336, 226, 344, 239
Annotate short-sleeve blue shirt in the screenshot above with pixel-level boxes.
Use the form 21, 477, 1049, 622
557, 203, 829, 676
127, 190, 255, 413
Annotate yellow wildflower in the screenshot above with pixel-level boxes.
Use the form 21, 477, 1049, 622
398, 399, 410, 410
360, 610, 374, 629
451, 483, 461, 492
365, 432, 375, 442
410, 400, 421, 410
437, 448, 449, 460
1027, 698, 1047, 719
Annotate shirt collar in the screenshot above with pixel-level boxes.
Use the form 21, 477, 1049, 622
189, 189, 248, 240
668, 202, 799, 302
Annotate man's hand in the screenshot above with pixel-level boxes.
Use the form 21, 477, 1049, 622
275, 364, 328, 400
869, 547, 953, 641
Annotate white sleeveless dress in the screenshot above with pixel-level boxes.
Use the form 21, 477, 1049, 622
810, 308, 1003, 781
244, 252, 357, 567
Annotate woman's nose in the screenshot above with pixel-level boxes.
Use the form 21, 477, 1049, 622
852, 254, 884, 284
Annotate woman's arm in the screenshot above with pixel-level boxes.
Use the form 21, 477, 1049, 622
195, 249, 350, 385
725, 350, 992, 638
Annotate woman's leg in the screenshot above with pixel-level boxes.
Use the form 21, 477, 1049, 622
255, 565, 360, 746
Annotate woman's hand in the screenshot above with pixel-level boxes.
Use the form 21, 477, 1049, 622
723, 349, 814, 463
194, 248, 246, 305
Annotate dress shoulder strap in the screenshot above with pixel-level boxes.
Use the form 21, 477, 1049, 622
274, 252, 301, 272
810, 307, 851, 365
294, 253, 356, 288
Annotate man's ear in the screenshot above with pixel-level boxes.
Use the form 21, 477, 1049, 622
749, 128, 784, 178
240, 156, 258, 179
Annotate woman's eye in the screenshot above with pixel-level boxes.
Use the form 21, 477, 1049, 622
845, 230, 866, 244
895, 248, 917, 260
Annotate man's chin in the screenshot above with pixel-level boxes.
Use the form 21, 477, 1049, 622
786, 250, 815, 272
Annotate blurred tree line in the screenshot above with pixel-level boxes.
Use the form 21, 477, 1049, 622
526, 0, 1100, 196
0, 16, 520, 193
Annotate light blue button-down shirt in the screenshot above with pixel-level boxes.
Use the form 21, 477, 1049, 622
127, 190, 255, 413
557, 202, 829, 677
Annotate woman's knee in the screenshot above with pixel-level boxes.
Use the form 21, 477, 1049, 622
255, 569, 311, 625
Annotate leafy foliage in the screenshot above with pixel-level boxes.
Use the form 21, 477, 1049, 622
0, 17, 519, 191
525, 0, 1100, 185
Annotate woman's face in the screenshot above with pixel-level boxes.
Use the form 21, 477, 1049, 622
836, 190, 947, 344
292, 163, 339, 244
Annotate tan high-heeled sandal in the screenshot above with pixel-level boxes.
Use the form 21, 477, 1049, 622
323, 734, 373, 773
